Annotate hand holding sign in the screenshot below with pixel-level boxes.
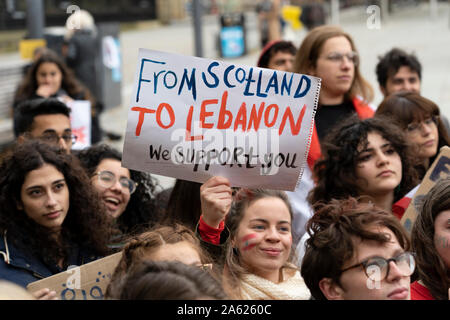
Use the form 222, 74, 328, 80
200, 176, 233, 228
32, 287, 58, 300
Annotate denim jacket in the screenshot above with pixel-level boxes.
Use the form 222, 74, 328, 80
0, 231, 100, 288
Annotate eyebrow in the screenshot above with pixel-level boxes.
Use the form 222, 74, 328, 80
359, 142, 391, 153
249, 218, 291, 225
25, 179, 65, 191
358, 248, 404, 262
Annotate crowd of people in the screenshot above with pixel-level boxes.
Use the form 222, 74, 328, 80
0, 9, 449, 301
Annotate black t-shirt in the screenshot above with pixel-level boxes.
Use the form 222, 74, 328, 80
315, 99, 355, 142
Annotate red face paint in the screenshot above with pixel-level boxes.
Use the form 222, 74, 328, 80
241, 233, 258, 251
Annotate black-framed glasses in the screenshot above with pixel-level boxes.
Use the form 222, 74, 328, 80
323, 51, 359, 66
406, 115, 439, 135
93, 170, 137, 194
39, 132, 77, 145
340, 252, 415, 282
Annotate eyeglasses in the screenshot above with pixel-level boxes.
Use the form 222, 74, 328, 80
406, 116, 439, 135
39, 132, 77, 145
322, 51, 359, 66
93, 170, 137, 194
196, 263, 213, 271
340, 252, 415, 282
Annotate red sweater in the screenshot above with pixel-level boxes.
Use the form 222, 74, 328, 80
410, 281, 435, 300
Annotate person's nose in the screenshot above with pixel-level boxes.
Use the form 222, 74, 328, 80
110, 178, 123, 193
45, 192, 58, 208
420, 122, 432, 136
340, 56, 352, 70
376, 151, 390, 167
265, 226, 281, 242
386, 261, 404, 282
58, 137, 70, 153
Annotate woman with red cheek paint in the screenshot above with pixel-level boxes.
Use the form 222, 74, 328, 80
198, 180, 310, 300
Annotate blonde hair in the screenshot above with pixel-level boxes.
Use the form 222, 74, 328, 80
65, 9, 97, 40
294, 25, 374, 103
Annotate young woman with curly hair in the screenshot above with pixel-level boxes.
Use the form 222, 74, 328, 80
411, 177, 450, 300
288, 25, 375, 245
0, 140, 112, 297
13, 49, 103, 143
308, 115, 419, 217
76, 144, 162, 242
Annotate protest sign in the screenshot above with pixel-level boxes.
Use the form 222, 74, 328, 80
122, 48, 321, 191
26, 252, 122, 300
67, 100, 91, 150
401, 146, 450, 233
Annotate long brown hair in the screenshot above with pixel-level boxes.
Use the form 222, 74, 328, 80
376, 91, 450, 169
301, 197, 411, 300
411, 177, 450, 300
223, 188, 296, 299
14, 49, 95, 106
294, 25, 374, 103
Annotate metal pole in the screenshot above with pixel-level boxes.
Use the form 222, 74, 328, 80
192, 0, 203, 57
331, 0, 339, 25
381, 0, 389, 23
430, 0, 438, 20
25, 0, 45, 39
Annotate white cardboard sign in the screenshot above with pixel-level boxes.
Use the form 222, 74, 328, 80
68, 100, 91, 150
122, 48, 321, 191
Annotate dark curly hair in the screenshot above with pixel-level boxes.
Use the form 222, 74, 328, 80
0, 140, 111, 267
301, 197, 411, 300
411, 177, 450, 300
76, 144, 162, 235
308, 115, 419, 206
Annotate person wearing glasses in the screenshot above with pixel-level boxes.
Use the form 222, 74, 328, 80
411, 177, 450, 300
76, 144, 162, 243
287, 25, 375, 246
0, 140, 112, 298
301, 197, 415, 300
13, 49, 103, 144
376, 92, 450, 179
13, 98, 76, 154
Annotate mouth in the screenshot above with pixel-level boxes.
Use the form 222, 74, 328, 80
44, 211, 61, 219
423, 139, 435, 147
261, 248, 282, 257
338, 75, 352, 81
377, 170, 394, 177
103, 197, 122, 212
387, 287, 408, 300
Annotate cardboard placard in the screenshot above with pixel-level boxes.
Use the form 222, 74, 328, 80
26, 252, 122, 300
401, 146, 450, 232
122, 48, 321, 191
